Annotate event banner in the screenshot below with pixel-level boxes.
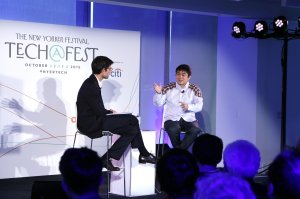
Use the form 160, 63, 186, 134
0, 20, 140, 179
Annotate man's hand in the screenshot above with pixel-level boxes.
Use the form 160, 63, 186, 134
180, 102, 189, 111
153, 83, 162, 94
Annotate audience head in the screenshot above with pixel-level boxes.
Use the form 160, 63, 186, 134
91, 56, 113, 74
223, 140, 260, 179
268, 149, 300, 199
194, 172, 256, 199
156, 148, 199, 198
192, 133, 223, 167
59, 147, 103, 198
176, 64, 192, 77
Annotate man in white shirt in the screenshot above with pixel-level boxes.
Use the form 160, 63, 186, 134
153, 64, 203, 150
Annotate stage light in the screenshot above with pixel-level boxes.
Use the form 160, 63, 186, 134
254, 21, 268, 38
232, 22, 246, 38
273, 16, 288, 35
298, 16, 300, 28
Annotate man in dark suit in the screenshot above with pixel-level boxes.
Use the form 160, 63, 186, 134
76, 56, 156, 171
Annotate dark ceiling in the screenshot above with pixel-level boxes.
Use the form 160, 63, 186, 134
84, 0, 300, 20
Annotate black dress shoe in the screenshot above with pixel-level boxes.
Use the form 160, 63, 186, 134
102, 158, 120, 171
139, 153, 157, 164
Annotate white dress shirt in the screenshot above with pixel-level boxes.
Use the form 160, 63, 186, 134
95, 74, 103, 88
153, 82, 203, 122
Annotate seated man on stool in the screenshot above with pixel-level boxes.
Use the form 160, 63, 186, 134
77, 56, 156, 171
153, 64, 203, 150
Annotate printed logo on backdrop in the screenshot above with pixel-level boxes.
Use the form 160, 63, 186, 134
111, 68, 122, 77
4, 33, 98, 75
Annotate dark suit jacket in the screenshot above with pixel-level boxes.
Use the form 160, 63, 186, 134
76, 75, 112, 137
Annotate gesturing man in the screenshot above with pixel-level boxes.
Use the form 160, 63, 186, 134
153, 64, 203, 150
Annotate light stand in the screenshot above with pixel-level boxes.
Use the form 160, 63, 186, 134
232, 17, 300, 151
281, 37, 288, 151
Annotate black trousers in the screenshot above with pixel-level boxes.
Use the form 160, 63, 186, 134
164, 118, 202, 149
101, 114, 148, 160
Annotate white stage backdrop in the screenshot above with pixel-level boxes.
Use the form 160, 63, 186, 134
0, 20, 140, 179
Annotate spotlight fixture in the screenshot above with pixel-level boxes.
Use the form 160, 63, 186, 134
273, 16, 288, 35
232, 16, 300, 39
254, 21, 268, 38
232, 22, 246, 38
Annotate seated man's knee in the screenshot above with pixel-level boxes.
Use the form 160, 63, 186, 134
190, 127, 202, 136
126, 126, 139, 136
128, 115, 139, 125
166, 126, 180, 134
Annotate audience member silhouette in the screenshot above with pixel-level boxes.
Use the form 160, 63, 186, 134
156, 148, 199, 199
268, 149, 300, 199
192, 133, 223, 178
59, 147, 103, 199
194, 172, 256, 199
223, 140, 268, 199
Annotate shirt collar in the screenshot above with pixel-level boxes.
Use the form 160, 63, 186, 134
176, 82, 189, 92
94, 74, 103, 88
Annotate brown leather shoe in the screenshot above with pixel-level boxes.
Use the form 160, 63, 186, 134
139, 153, 157, 164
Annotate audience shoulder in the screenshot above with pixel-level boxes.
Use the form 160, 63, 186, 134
268, 149, 300, 199
194, 172, 256, 199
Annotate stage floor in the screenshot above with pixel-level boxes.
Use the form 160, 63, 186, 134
0, 173, 166, 199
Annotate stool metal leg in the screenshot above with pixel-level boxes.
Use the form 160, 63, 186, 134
104, 131, 113, 199
123, 155, 126, 196
157, 128, 161, 158
106, 132, 111, 199
73, 131, 78, 148
162, 129, 165, 155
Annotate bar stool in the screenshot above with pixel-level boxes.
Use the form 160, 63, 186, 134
73, 130, 126, 198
